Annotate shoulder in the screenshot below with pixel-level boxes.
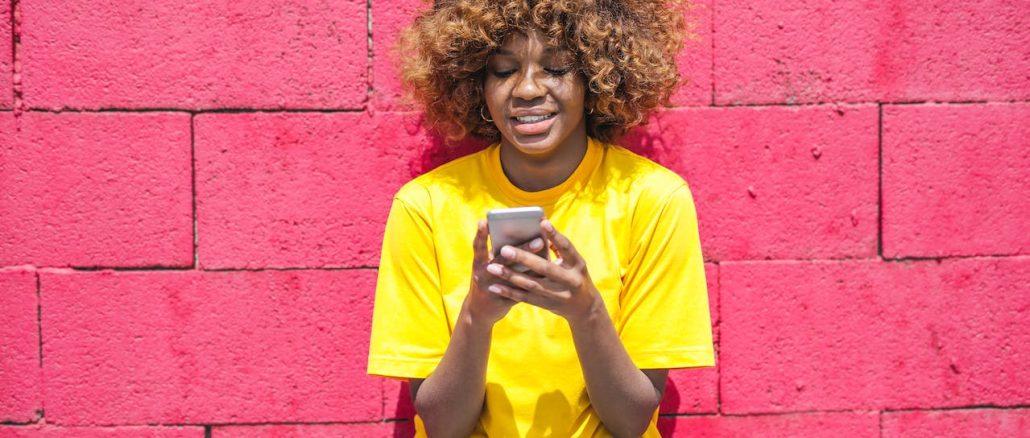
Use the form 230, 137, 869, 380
601, 143, 690, 205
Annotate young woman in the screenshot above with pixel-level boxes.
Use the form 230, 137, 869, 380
368, 1, 713, 436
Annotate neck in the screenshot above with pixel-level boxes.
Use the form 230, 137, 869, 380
499, 129, 589, 192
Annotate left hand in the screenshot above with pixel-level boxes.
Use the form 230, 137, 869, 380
485, 218, 602, 322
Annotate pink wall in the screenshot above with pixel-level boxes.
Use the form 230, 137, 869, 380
2, 1, 1028, 436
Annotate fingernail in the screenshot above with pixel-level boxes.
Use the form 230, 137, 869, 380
487, 263, 503, 275
541, 220, 554, 232
488, 284, 503, 294
500, 246, 515, 259
529, 238, 543, 250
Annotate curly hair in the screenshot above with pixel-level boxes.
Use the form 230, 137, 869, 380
398, 0, 690, 143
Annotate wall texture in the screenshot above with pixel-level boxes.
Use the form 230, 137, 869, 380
1, 0, 1028, 436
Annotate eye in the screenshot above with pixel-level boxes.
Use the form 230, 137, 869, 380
545, 67, 571, 76
491, 70, 516, 78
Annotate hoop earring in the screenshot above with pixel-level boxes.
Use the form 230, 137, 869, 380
480, 106, 494, 123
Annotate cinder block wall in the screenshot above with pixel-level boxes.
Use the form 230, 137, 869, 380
2, 1, 1027, 436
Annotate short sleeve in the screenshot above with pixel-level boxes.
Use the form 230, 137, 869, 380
617, 184, 715, 369
367, 192, 451, 379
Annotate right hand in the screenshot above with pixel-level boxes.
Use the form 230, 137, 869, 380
464, 220, 530, 325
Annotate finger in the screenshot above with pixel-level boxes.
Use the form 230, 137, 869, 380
540, 220, 583, 268
504, 245, 580, 287
488, 260, 564, 296
497, 244, 569, 281
487, 283, 527, 302
488, 283, 544, 307
472, 220, 489, 265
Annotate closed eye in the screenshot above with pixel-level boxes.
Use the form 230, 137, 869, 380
545, 67, 571, 76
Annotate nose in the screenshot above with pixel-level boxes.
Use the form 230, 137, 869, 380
511, 67, 547, 102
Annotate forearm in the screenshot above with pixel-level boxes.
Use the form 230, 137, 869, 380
412, 301, 493, 438
568, 300, 662, 438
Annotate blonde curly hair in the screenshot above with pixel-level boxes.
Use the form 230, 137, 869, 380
398, 0, 690, 143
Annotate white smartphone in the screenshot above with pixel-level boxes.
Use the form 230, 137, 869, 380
487, 206, 548, 272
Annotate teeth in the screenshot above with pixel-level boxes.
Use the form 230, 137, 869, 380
516, 114, 553, 123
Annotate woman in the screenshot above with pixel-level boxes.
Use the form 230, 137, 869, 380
368, 1, 713, 436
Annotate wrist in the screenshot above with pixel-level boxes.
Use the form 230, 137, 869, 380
565, 291, 608, 331
461, 296, 497, 332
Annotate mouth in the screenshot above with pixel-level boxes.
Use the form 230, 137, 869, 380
510, 112, 558, 136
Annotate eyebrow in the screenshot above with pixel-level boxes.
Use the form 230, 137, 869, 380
493, 47, 568, 57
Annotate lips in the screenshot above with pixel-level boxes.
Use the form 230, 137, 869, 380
510, 112, 557, 136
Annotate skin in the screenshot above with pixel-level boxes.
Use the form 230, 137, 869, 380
410, 29, 668, 438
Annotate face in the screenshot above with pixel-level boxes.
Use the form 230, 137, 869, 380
483, 29, 587, 158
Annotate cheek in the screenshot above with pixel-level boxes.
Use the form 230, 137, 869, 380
556, 79, 587, 113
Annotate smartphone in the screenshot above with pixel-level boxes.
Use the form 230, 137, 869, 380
487, 206, 548, 273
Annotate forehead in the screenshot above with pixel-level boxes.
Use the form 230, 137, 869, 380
495, 29, 571, 57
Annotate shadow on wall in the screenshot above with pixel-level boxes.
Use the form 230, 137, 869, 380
408, 115, 489, 176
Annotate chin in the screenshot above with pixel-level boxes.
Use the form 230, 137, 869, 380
509, 134, 560, 155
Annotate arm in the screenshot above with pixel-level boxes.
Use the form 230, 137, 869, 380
485, 220, 667, 437
409, 302, 494, 438
410, 220, 518, 437
568, 305, 668, 438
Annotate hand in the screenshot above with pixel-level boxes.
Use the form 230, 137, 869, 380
464, 220, 519, 326
484, 219, 602, 322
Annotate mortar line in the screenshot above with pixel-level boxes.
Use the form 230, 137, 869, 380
881, 404, 1030, 414
659, 407, 881, 418
190, 113, 198, 268
366, 0, 374, 109
709, 0, 715, 106
10, 0, 19, 109
878, 410, 885, 438
22, 107, 368, 114
877, 103, 884, 257
11, 252, 1026, 273
81, 419, 407, 428
35, 270, 44, 421
202, 265, 379, 272
34, 271, 41, 367
16, 100, 1030, 114
715, 263, 722, 415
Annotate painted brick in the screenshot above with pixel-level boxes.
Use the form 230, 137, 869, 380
214, 423, 393, 438
195, 112, 427, 269
41, 269, 380, 425
670, 0, 713, 106
370, 1, 428, 111
0, 269, 40, 422
658, 412, 879, 438
660, 264, 719, 414
720, 257, 1030, 414
0, 426, 203, 437
20, 1, 367, 110
625, 105, 878, 261
370, 0, 712, 110
882, 408, 1030, 438
883, 103, 1030, 258
1, 1, 11, 109
715, 0, 1030, 104
0, 113, 192, 268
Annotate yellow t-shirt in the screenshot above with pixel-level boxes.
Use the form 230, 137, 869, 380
368, 137, 714, 437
